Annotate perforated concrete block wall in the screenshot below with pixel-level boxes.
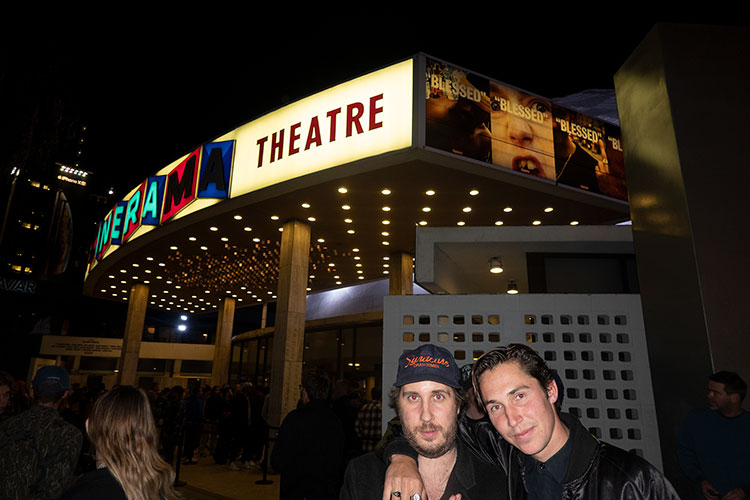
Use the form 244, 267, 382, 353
383, 294, 663, 470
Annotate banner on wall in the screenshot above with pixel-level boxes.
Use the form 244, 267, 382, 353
425, 58, 627, 201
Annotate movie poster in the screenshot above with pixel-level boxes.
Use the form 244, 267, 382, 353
425, 59, 491, 163
552, 106, 627, 201
489, 81, 556, 181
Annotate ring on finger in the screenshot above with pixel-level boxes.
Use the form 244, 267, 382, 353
392, 492, 401, 498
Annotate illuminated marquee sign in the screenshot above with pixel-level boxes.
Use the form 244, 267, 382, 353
85, 60, 413, 278
89, 140, 235, 267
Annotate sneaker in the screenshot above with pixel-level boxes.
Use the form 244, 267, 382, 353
228, 461, 240, 471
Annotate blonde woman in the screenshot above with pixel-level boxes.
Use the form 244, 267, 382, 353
61, 386, 180, 500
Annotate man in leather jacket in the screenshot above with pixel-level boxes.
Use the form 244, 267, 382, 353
385, 344, 680, 499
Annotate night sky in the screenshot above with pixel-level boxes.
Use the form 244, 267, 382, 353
4, 11, 744, 200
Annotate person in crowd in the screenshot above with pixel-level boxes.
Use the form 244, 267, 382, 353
384, 343, 680, 499
213, 385, 234, 464
355, 386, 383, 453
160, 386, 185, 466
272, 368, 345, 500
0, 365, 82, 499
246, 385, 269, 466
342, 344, 507, 500
202, 385, 221, 458
333, 379, 363, 460
182, 386, 203, 465
60, 385, 180, 500
227, 382, 250, 470
0, 370, 15, 424
678, 371, 750, 500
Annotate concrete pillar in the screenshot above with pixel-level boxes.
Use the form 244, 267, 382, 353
614, 24, 750, 497
117, 283, 149, 386
210, 297, 236, 387
389, 252, 413, 295
261, 302, 268, 328
268, 220, 311, 427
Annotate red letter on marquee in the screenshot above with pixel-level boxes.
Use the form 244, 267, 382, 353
369, 94, 384, 130
289, 122, 301, 156
326, 108, 341, 142
305, 117, 322, 150
346, 102, 365, 137
257, 136, 268, 167
271, 130, 284, 163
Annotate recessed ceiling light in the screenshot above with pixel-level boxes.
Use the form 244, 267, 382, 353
495, 221, 504, 226
132, 263, 139, 267
341, 205, 351, 210
383, 256, 390, 260
462, 207, 471, 213
120, 269, 127, 273
279, 228, 283, 232
221, 237, 229, 241
189, 236, 197, 241
504, 207, 512, 213
329, 263, 335, 267
419, 221, 427, 226
382, 231, 389, 236
544, 207, 554, 213
347, 229, 355, 234
382, 206, 391, 212
306, 287, 312, 291
383, 264, 390, 268
309, 275, 315, 279
271, 215, 279, 220
383, 270, 389, 274
570, 220, 579, 226
382, 241, 389, 245
381, 188, 391, 195
338, 187, 348, 193
209, 226, 218, 231
334, 275, 340, 279
301, 203, 311, 208
426, 190, 435, 196
170, 246, 178, 250
382, 220, 390, 225
358, 276, 364, 280
234, 215, 242, 220
355, 263, 362, 267
532, 220, 541, 225
200, 245, 208, 250
146, 257, 154, 261
253, 237, 260, 242
335, 281, 342, 285
469, 189, 479, 196
352, 248, 359, 252
354, 256, 361, 260
317, 238, 325, 243
108, 275, 115, 279
307, 217, 316, 222
344, 218, 352, 223
243, 227, 252, 232
457, 221, 465, 226
422, 207, 431, 212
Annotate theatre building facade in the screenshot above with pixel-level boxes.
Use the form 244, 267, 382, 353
36, 54, 653, 458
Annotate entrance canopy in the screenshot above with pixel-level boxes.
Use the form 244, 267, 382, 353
83, 55, 628, 314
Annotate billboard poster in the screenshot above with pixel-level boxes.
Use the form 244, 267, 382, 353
425, 58, 627, 201
552, 107, 627, 200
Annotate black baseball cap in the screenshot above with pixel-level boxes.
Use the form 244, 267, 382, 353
395, 344, 460, 389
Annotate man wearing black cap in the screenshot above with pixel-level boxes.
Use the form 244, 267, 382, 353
0, 365, 82, 500
340, 344, 507, 500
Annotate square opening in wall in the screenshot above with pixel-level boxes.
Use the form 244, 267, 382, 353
524, 315, 536, 325
454, 350, 466, 360
605, 389, 618, 399
543, 332, 555, 343
628, 429, 642, 440
603, 370, 616, 380
614, 315, 627, 325
526, 333, 537, 343
599, 333, 612, 343
562, 333, 574, 343
453, 315, 465, 325
564, 351, 576, 361
616, 333, 630, 344
541, 315, 553, 325
626, 409, 639, 420
579, 333, 592, 343
419, 315, 430, 325
472, 333, 484, 342
609, 428, 623, 439
597, 315, 610, 325
567, 388, 579, 399
585, 388, 597, 399
623, 389, 637, 400
565, 369, 577, 379
587, 408, 600, 418
601, 351, 614, 362
589, 427, 602, 439
453, 333, 465, 342
488, 315, 500, 325
561, 315, 572, 325
544, 351, 556, 361
619, 352, 632, 362
418, 333, 430, 342
471, 315, 483, 325
472, 350, 484, 360
488, 333, 501, 342
621, 370, 634, 381
581, 351, 594, 361
403, 332, 415, 342
403, 315, 414, 325
438, 315, 449, 325
437, 332, 450, 342
577, 315, 590, 325
607, 408, 621, 419
583, 369, 595, 380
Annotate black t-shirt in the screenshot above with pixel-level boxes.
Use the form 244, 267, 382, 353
60, 468, 127, 500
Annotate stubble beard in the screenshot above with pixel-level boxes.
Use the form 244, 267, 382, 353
403, 419, 458, 459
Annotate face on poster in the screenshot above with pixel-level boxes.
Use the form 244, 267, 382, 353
425, 59, 491, 162
552, 106, 627, 201
489, 82, 555, 180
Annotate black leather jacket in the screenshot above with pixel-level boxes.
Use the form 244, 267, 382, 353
388, 412, 681, 500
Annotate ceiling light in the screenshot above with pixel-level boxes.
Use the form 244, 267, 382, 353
381, 189, 391, 195
422, 207, 431, 212
383, 264, 390, 268
170, 246, 178, 250
425, 190, 435, 196
301, 203, 311, 208
341, 205, 351, 210
146, 257, 154, 261
243, 227, 252, 232
279, 228, 284, 232
253, 237, 260, 242
544, 207, 554, 213
503, 207, 512, 213
457, 221, 465, 226
234, 215, 243, 220
309, 275, 315, 279
356, 263, 362, 267
532, 220, 541, 225
317, 238, 325, 243
200, 245, 208, 250
189, 236, 197, 241
495, 221, 504, 226
347, 229, 355, 234
335, 281, 342, 285
462, 207, 471, 213
382, 206, 391, 212
382, 220, 390, 225
357, 270, 363, 274
344, 218, 352, 223
210, 226, 218, 231
419, 221, 427, 226
358, 276, 364, 280
352, 248, 359, 252
307, 217, 316, 222
469, 189, 479, 196
383, 270, 389, 274
489, 257, 504, 274
334, 275, 340, 279
570, 220, 579, 226
507, 280, 519, 294
382, 241, 389, 245
221, 237, 229, 241
383, 256, 390, 260
381, 231, 389, 236
271, 215, 279, 220
338, 187, 348, 193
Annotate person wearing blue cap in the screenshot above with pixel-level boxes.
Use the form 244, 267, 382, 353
340, 344, 507, 500
0, 365, 82, 500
